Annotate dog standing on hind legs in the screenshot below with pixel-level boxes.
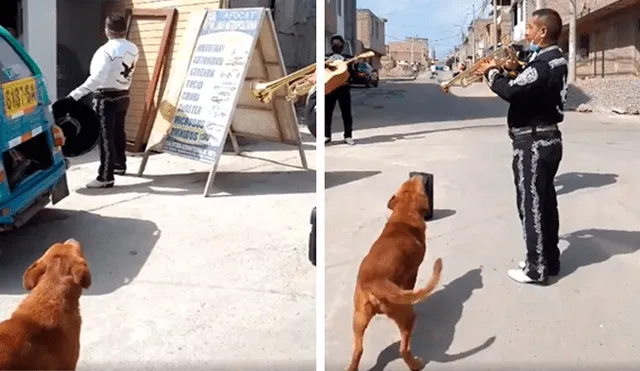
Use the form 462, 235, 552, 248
347, 176, 443, 371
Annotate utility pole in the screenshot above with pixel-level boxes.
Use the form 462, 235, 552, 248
471, 29, 476, 64
492, 0, 498, 48
470, 4, 476, 63
568, 0, 577, 82
410, 35, 414, 64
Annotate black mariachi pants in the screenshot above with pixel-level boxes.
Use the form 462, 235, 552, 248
325, 84, 353, 139
511, 129, 563, 282
92, 91, 130, 182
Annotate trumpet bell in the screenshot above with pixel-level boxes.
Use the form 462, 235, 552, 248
250, 63, 316, 104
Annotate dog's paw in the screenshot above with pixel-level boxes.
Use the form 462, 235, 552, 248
408, 356, 425, 370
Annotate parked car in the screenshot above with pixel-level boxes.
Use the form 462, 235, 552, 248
350, 62, 378, 88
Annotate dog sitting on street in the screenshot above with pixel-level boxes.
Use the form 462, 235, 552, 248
346, 176, 443, 371
0, 239, 91, 370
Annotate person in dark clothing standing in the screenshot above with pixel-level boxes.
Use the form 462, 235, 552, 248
325, 34, 355, 145
62, 13, 139, 188
475, 8, 569, 285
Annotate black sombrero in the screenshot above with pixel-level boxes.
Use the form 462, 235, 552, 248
51, 98, 100, 157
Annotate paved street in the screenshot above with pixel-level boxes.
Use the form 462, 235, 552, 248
0, 135, 317, 369
326, 73, 640, 370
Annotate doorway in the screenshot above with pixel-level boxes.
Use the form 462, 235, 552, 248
0, 0, 23, 43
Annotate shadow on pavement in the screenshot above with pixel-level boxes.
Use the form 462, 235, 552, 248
75, 170, 316, 197
0, 209, 160, 295
353, 123, 503, 146
326, 170, 382, 190
555, 229, 640, 283
431, 209, 457, 221
369, 268, 495, 371
75, 169, 379, 196
555, 172, 619, 196
332, 81, 508, 134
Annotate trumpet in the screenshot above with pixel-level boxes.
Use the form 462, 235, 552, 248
251, 63, 316, 104
440, 38, 525, 94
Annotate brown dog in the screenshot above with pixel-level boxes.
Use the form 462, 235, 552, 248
0, 239, 91, 370
347, 176, 443, 371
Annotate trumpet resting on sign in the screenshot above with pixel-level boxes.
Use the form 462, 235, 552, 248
439, 42, 525, 94
251, 63, 317, 104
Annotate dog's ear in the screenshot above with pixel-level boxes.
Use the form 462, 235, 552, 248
23, 261, 46, 291
387, 194, 397, 210
72, 261, 91, 289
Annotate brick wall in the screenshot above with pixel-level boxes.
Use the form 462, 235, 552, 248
387, 38, 429, 64
356, 9, 385, 55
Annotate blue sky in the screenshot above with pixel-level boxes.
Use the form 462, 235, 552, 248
356, 0, 488, 59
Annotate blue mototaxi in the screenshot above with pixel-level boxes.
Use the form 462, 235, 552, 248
0, 26, 69, 232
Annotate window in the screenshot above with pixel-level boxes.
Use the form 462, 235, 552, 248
578, 34, 590, 59
0, 36, 33, 84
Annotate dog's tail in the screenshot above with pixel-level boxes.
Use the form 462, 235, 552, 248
369, 258, 443, 305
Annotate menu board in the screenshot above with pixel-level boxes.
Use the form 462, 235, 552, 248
163, 9, 262, 164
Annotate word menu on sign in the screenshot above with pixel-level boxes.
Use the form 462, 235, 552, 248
163, 9, 262, 164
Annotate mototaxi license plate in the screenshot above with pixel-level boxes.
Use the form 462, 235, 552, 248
2, 77, 37, 118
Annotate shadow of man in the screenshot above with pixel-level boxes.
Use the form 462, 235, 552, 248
368, 268, 495, 371
555, 172, 618, 196
557, 228, 640, 282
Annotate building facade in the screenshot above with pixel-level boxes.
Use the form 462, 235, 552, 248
387, 37, 429, 65
355, 8, 385, 69
511, 0, 640, 77
325, 0, 356, 55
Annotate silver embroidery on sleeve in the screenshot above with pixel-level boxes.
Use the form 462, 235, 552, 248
487, 69, 500, 86
549, 57, 567, 69
508, 66, 539, 87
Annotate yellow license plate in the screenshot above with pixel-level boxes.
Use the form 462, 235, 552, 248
2, 78, 37, 118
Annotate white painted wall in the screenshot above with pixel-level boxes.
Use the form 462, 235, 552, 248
22, 0, 57, 100
511, 0, 527, 41
336, 0, 344, 38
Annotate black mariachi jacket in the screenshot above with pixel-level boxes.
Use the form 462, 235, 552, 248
326, 52, 354, 85
485, 45, 569, 129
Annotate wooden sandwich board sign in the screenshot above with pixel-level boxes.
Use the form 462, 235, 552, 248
137, 7, 308, 197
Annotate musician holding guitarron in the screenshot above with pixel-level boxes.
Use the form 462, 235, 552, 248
324, 35, 357, 145
474, 8, 569, 286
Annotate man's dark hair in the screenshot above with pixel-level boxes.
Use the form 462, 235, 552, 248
105, 13, 127, 34
532, 8, 563, 42
331, 35, 345, 44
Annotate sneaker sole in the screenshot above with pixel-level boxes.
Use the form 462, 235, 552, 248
87, 183, 114, 189
518, 261, 559, 276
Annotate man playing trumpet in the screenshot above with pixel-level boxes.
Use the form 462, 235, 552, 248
475, 9, 569, 286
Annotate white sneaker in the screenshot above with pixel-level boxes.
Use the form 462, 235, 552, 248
344, 138, 355, 145
86, 179, 114, 189
507, 268, 535, 284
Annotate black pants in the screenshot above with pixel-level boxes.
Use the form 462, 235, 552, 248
325, 84, 353, 139
511, 130, 563, 282
93, 92, 130, 182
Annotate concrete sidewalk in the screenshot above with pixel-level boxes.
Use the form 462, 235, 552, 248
0, 134, 317, 369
